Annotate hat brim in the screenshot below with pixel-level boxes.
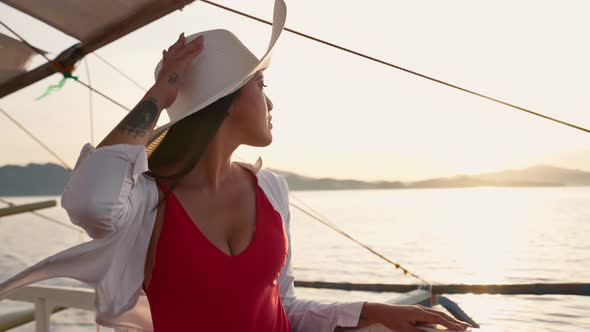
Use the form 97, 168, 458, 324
146, 0, 286, 156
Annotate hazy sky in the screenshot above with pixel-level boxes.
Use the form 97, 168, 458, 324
1, 0, 589, 181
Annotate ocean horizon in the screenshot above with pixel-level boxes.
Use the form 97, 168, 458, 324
1, 186, 589, 331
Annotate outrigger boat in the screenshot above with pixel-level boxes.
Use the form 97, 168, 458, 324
0, 1, 588, 331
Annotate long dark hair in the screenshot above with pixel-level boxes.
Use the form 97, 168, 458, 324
145, 88, 242, 212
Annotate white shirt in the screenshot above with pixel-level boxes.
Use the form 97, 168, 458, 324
0, 142, 366, 331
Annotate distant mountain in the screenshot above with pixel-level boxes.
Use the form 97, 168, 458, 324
477, 164, 590, 186
1, 162, 590, 196
267, 168, 406, 190
407, 164, 590, 189
0, 163, 70, 196
409, 165, 565, 189
268, 164, 590, 190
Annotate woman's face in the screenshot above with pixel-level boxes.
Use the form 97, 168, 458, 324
224, 69, 274, 147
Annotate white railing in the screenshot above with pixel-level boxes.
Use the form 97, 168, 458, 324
0, 284, 105, 332
0, 284, 433, 332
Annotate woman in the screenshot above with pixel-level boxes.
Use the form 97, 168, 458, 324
88, 28, 470, 331
0, 1, 472, 330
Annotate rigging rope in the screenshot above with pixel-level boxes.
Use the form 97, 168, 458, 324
0, 13, 434, 288
0, 107, 72, 170
75, 80, 132, 111
0, 103, 433, 286
290, 199, 431, 286
0, 14, 441, 288
0, 20, 132, 113
92, 52, 148, 92
0, 198, 85, 241
201, 0, 590, 135
233, 155, 431, 287
4, 0, 590, 304
83, 58, 95, 145
0, 20, 79, 99
89, 47, 436, 286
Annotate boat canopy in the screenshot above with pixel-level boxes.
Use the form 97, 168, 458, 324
0, 0, 194, 96
2, 0, 161, 41
0, 32, 45, 84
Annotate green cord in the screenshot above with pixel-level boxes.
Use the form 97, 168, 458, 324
35, 73, 79, 100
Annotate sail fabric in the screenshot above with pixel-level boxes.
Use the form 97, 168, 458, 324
0, 32, 45, 84
1, 0, 156, 41
0, 0, 194, 92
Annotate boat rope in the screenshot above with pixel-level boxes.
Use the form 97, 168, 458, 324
0, 198, 85, 241
75, 80, 132, 111
0, 106, 85, 242
233, 155, 432, 287
0, 20, 132, 113
0, 20, 80, 99
0, 107, 72, 170
83, 58, 95, 145
77, 43, 437, 288
201, 0, 590, 135
1, 97, 432, 288
1, 16, 434, 290
92, 52, 148, 92
0, 104, 433, 288
290, 199, 431, 286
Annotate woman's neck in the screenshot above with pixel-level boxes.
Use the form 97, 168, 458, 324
173, 133, 240, 194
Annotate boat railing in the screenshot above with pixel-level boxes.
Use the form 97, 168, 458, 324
0, 284, 94, 332
0, 284, 435, 332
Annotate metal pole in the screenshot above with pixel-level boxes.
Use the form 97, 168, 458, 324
0, 200, 56, 217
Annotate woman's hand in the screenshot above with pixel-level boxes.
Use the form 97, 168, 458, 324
152, 32, 204, 109
361, 302, 473, 332
97, 33, 203, 148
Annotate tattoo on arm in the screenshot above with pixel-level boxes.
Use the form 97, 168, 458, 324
117, 98, 159, 138
168, 72, 179, 85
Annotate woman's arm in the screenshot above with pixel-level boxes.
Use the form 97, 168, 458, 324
276, 175, 367, 331
96, 86, 165, 148
98, 33, 203, 148
276, 174, 472, 332
61, 34, 204, 238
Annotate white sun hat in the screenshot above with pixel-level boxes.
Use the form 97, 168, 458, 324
146, 0, 287, 156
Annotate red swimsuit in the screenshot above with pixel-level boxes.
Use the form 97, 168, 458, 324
143, 171, 292, 331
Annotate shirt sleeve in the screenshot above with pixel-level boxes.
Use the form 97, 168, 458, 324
60, 143, 150, 239
276, 175, 367, 332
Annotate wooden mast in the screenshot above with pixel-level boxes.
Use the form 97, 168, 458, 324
0, 0, 196, 99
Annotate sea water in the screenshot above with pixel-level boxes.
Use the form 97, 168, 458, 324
1, 187, 589, 331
